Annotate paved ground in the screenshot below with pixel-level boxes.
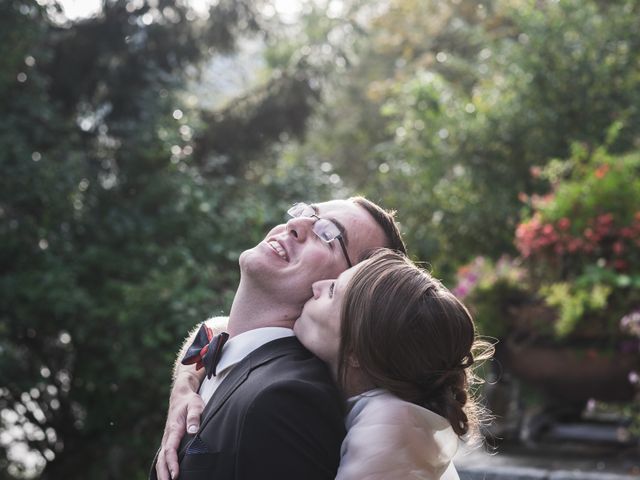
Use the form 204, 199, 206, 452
454, 441, 640, 480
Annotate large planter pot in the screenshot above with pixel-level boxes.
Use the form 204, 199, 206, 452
500, 339, 638, 403
484, 338, 639, 443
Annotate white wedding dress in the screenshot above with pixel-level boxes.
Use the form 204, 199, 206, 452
336, 389, 460, 480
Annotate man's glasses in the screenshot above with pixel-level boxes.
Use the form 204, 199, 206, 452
287, 203, 353, 268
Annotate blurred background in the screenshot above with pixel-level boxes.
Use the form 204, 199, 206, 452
1, 0, 639, 478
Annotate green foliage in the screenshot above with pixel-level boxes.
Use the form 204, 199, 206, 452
541, 282, 611, 337
0, 1, 329, 478
281, 0, 640, 277
4, 0, 640, 476
453, 256, 531, 338
537, 144, 640, 231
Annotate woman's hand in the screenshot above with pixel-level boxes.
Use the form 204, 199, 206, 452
156, 370, 204, 480
155, 317, 228, 480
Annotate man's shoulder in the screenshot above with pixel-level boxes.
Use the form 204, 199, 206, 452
240, 346, 345, 431
248, 336, 335, 383
226, 337, 340, 408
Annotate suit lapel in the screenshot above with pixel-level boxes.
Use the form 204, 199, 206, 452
178, 336, 304, 460
199, 358, 251, 430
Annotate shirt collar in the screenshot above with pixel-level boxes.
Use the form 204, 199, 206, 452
215, 327, 295, 375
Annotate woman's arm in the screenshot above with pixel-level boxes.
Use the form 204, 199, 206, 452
154, 317, 229, 480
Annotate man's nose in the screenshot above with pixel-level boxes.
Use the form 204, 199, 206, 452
286, 216, 315, 241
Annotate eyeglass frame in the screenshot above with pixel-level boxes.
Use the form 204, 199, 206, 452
287, 203, 353, 268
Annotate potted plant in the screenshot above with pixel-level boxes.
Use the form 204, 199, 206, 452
456, 142, 640, 439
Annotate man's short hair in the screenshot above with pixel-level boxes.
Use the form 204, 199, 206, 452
350, 196, 407, 259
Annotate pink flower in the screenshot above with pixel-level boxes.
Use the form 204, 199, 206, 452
613, 241, 624, 255
453, 285, 469, 298
620, 310, 640, 336
620, 227, 634, 238
597, 213, 614, 226
567, 238, 583, 253
557, 217, 570, 231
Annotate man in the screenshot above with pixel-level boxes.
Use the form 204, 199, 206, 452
151, 197, 406, 480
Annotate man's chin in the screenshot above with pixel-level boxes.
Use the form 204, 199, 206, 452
239, 244, 275, 266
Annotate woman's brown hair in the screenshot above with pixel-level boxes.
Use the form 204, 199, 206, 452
338, 249, 493, 438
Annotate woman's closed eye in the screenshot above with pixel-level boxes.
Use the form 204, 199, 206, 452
329, 282, 335, 298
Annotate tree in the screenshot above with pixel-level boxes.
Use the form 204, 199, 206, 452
0, 1, 329, 477
283, 0, 640, 276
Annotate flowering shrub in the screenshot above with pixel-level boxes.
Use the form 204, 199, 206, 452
516, 143, 640, 275
621, 310, 640, 338
516, 212, 640, 271
514, 145, 640, 338
453, 256, 537, 338
457, 144, 640, 339
453, 255, 526, 298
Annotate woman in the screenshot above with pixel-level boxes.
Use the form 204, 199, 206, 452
293, 248, 493, 480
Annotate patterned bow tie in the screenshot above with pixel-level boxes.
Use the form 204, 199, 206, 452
181, 324, 229, 379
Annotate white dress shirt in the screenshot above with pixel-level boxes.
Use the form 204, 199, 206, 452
198, 324, 295, 405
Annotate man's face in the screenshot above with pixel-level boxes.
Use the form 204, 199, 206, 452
239, 200, 387, 310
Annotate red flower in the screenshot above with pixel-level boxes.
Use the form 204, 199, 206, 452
594, 164, 610, 179
614, 259, 628, 271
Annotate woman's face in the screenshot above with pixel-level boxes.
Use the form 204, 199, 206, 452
294, 262, 364, 372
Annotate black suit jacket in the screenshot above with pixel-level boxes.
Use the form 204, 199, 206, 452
150, 336, 346, 480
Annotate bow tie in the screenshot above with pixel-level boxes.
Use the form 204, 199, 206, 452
181, 324, 229, 379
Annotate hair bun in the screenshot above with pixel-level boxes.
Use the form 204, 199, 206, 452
417, 368, 470, 435
452, 384, 468, 405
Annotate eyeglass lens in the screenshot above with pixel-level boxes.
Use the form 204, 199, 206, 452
288, 203, 352, 267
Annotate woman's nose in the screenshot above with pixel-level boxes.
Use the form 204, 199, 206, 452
311, 279, 331, 299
